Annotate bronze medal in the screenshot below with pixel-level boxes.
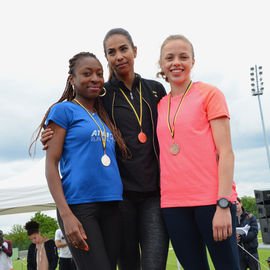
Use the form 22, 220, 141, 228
118, 82, 148, 144
138, 131, 147, 143
101, 154, 111, 167
170, 143, 180, 155
167, 81, 193, 156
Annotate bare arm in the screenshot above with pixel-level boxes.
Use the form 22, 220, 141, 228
45, 122, 88, 251
55, 239, 67, 248
2, 240, 12, 257
210, 117, 234, 242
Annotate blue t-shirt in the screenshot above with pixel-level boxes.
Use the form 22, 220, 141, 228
46, 101, 123, 205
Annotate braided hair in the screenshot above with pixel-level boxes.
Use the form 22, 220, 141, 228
29, 52, 129, 158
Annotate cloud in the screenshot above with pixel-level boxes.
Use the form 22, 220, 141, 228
0, 0, 270, 232
234, 146, 270, 196
0, 78, 58, 161
0, 159, 41, 181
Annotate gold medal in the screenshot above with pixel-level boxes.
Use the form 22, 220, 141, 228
138, 131, 147, 143
170, 143, 180, 155
101, 154, 111, 167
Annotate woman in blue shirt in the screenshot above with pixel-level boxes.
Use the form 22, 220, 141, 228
30, 52, 128, 270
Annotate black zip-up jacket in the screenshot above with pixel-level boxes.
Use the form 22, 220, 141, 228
237, 209, 259, 254
102, 74, 166, 192
27, 239, 58, 270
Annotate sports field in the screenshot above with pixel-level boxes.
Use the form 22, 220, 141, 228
12, 244, 270, 270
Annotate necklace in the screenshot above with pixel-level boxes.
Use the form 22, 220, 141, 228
167, 81, 193, 155
119, 81, 147, 143
73, 99, 111, 166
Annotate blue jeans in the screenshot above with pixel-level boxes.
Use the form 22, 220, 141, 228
162, 204, 240, 270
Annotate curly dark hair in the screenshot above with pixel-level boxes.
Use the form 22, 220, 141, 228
24, 220, 40, 236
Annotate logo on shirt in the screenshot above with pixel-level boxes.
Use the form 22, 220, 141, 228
152, 90, 158, 98
91, 129, 114, 142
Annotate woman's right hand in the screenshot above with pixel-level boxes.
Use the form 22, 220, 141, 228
62, 212, 89, 251
41, 128, 54, 150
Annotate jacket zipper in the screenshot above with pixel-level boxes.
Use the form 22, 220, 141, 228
112, 89, 159, 163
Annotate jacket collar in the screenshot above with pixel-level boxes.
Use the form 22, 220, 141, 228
109, 72, 141, 91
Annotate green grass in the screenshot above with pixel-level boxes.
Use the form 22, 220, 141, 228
12, 260, 59, 270
12, 242, 270, 270
165, 243, 270, 270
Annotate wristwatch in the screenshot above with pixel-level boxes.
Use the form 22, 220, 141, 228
217, 198, 232, 209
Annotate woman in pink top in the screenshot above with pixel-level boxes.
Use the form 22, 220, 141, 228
156, 35, 240, 270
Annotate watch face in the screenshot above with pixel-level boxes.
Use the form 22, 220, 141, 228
219, 198, 229, 208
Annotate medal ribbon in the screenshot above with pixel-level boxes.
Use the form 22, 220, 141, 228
74, 99, 107, 152
119, 81, 143, 129
167, 81, 193, 139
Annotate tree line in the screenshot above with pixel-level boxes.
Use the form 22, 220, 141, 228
4, 196, 258, 251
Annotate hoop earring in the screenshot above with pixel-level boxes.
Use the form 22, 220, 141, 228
72, 85, 75, 96
99, 87, 107, 97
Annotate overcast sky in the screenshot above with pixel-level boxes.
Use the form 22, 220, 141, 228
0, 0, 270, 232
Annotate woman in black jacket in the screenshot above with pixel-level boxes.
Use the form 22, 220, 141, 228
100, 28, 169, 270
236, 197, 260, 270
25, 221, 58, 270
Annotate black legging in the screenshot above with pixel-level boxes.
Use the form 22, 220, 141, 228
117, 194, 169, 270
57, 201, 121, 270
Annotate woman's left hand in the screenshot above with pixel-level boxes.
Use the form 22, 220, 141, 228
212, 206, 232, 241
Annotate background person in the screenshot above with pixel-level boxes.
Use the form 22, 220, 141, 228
236, 197, 260, 270
55, 228, 76, 270
24, 221, 58, 270
157, 34, 239, 270
0, 230, 13, 270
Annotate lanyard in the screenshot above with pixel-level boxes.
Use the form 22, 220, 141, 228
167, 81, 193, 139
119, 81, 143, 129
73, 99, 107, 152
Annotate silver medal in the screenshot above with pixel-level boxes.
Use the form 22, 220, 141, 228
101, 154, 111, 167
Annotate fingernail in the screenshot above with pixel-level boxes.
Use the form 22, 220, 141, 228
84, 247, 89, 251
83, 235, 87, 240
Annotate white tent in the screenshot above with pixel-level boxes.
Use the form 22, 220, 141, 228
0, 158, 55, 215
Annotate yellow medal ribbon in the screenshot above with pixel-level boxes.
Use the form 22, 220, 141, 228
119, 81, 143, 129
73, 99, 107, 152
167, 81, 193, 139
